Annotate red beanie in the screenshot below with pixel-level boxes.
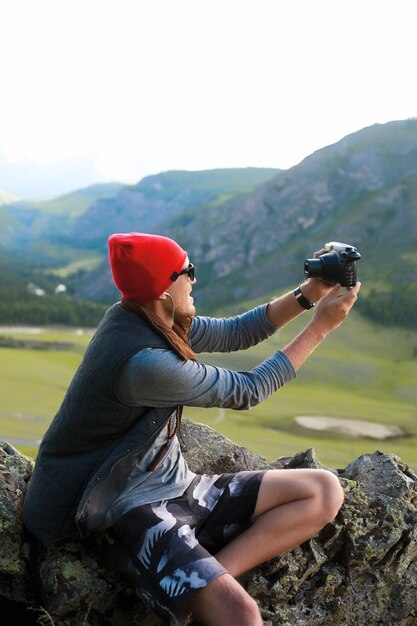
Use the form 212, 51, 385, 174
108, 232, 187, 305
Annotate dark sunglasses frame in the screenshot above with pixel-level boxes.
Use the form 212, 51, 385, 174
170, 263, 195, 282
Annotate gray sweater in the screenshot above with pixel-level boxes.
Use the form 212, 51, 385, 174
102, 304, 295, 529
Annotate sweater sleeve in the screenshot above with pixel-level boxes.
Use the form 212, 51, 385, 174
188, 304, 278, 354
115, 347, 296, 410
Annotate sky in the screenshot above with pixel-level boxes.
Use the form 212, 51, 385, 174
0, 0, 416, 199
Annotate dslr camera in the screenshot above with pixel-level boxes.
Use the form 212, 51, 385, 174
304, 241, 361, 287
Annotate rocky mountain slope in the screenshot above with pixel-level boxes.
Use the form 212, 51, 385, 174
165, 119, 417, 310
0, 169, 279, 248
70, 168, 281, 245
74, 119, 417, 325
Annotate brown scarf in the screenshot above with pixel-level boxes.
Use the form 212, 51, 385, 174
120, 297, 196, 361
120, 297, 195, 467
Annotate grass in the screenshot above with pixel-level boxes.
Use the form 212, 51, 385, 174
187, 310, 417, 470
49, 255, 103, 278
0, 310, 416, 471
0, 327, 92, 457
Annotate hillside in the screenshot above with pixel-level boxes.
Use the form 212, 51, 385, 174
0, 249, 107, 326
0, 168, 282, 315
76, 120, 417, 327
179, 120, 417, 316
0, 169, 279, 247
1, 120, 416, 327
69, 167, 282, 245
0, 182, 124, 247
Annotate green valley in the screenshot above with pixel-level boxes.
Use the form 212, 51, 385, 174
1, 305, 415, 471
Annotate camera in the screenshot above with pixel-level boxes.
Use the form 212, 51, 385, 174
304, 241, 361, 287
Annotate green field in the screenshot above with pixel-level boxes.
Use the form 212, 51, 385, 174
0, 310, 416, 471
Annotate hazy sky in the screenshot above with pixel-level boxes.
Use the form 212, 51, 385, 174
1, 0, 416, 198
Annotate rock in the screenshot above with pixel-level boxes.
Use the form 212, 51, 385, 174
248, 449, 417, 626
181, 418, 271, 474
0, 419, 416, 625
0, 441, 35, 604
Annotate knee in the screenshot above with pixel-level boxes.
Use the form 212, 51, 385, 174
218, 587, 261, 626
235, 594, 262, 626
186, 574, 262, 626
315, 469, 345, 525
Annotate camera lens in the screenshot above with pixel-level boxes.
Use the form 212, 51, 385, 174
304, 259, 323, 279
304, 251, 341, 284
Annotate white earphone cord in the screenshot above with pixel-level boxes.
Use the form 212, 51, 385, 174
163, 292, 175, 323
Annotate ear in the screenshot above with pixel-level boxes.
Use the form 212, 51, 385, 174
157, 292, 168, 300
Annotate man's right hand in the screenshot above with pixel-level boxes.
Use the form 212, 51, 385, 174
282, 282, 361, 371
310, 282, 361, 336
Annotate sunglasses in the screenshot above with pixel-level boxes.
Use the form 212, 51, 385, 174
170, 263, 195, 282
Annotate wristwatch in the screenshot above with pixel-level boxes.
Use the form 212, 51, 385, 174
293, 286, 315, 310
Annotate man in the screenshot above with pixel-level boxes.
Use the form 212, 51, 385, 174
23, 232, 361, 626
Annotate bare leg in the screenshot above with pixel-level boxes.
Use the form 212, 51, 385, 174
177, 468, 344, 624
215, 468, 344, 576
178, 572, 262, 626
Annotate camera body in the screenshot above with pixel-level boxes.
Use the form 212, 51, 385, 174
304, 241, 361, 287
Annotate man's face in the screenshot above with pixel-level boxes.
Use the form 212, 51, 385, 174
166, 256, 197, 318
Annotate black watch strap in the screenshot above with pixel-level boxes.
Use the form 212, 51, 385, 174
293, 286, 315, 310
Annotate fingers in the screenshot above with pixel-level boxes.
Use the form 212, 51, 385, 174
315, 281, 359, 315
324, 281, 361, 300
320, 283, 342, 301
342, 281, 360, 313
313, 248, 327, 259
347, 281, 361, 295
339, 282, 360, 309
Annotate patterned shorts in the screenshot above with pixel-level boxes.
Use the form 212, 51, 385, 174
101, 470, 266, 624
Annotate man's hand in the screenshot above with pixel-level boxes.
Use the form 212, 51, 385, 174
282, 281, 361, 371
310, 281, 361, 336
266, 248, 359, 330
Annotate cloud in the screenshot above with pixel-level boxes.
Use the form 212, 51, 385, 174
0, 0, 416, 198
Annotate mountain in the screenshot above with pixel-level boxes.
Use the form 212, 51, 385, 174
164, 119, 417, 311
68, 168, 282, 246
74, 120, 417, 327
0, 168, 281, 323
26, 182, 125, 217
0, 169, 280, 246
64, 168, 282, 299
0, 182, 124, 248
1, 120, 416, 327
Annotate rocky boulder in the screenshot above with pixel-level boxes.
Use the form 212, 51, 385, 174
0, 419, 416, 625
